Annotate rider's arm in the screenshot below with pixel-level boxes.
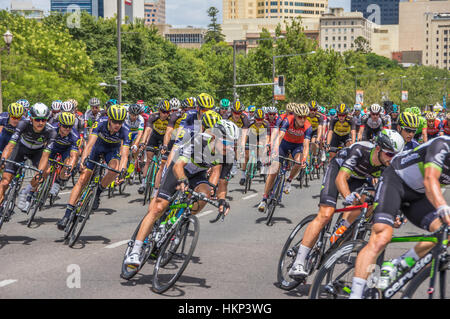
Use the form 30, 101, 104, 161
80, 134, 98, 164
163, 126, 174, 149
173, 158, 188, 181
336, 168, 353, 199
357, 125, 364, 142
119, 144, 130, 172
424, 166, 446, 209
422, 127, 428, 143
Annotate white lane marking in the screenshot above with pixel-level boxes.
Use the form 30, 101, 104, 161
105, 240, 129, 249
242, 194, 258, 200
0, 280, 17, 287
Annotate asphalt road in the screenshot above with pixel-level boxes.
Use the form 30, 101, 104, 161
0, 171, 448, 299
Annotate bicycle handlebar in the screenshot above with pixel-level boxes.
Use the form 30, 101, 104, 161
85, 158, 121, 174
49, 158, 72, 169
2, 159, 42, 174
184, 188, 226, 223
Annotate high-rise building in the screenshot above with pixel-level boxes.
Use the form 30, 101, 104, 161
223, 0, 328, 21
424, 13, 450, 70
50, 0, 104, 17
144, 0, 165, 25
11, 0, 45, 20
351, 0, 402, 25
103, 0, 145, 23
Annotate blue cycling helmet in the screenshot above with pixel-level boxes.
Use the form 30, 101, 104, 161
247, 105, 256, 113
392, 104, 400, 113
328, 108, 337, 116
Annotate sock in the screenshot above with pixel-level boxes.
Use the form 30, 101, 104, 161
64, 204, 75, 218
294, 244, 311, 266
132, 240, 143, 255
241, 170, 246, 179
349, 277, 367, 299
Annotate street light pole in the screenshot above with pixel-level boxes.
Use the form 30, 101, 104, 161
117, 0, 122, 103
0, 30, 13, 113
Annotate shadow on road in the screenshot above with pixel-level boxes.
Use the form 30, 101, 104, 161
0, 235, 36, 249
18, 217, 60, 229
56, 236, 111, 249
272, 282, 311, 298
255, 217, 292, 225
94, 208, 117, 216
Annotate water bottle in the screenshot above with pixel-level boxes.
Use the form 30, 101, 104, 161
377, 261, 397, 290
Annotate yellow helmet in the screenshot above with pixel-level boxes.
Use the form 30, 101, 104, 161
107, 104, 127, 121
398, 112, 419, 129
231, 100, 245, 112
337, 103, 349, 115
294, 104, 310, 117
196, 93, 215, 109
202, 110, 222, 129
158, 99, 171, 112
254, 108, 265, 120
58, 112, 76, 127
8, 102, 24, 118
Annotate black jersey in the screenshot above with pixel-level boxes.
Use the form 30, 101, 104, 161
335, 141, 383, 179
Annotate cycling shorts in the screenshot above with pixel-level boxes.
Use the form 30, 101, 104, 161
319, 158, 371, 208
330, 133, 351, 150
220, 163, 233, 181
157, 162, 210, 201
373, 166, 439, 231
4, 143, 44, 174
86, 144, 121, 171
0, 130, 13, 153
279, 139, 303, 160
50, 147, 72, 162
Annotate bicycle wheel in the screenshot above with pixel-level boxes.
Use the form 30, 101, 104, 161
152, 215, 199, 294
0, 186, 15, 231
401, 263, 447, 299
297, 169, 304, 189
120, 218, 157, 280
277, 214, 316, 290
309, 239, 367, 299
68, 188, 95, 248
266, 175, 284, 226
143, 162, 156, 206
26, 174, 52, 227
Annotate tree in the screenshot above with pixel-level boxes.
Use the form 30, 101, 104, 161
354, 36, 371, 54
204, 7, 225, 44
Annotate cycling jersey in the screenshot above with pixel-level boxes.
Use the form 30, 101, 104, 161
390, 115, 399, 131
147, 112, 177, 136
335, 141, 383, 179
329, 116, 356, 137
275, 113, 289, 128
248, 120, 269, 137
10, 119, 57, 152
424, 119, 441, 138
404, 139, 420, 151
48, 112, 60, 125
279, 115, 313, 144
140, 112, 149, 130
307, 113, 325, 132
229, 113, 250, 129
415, 116, 427, 138
49, 123, 80, 160
360, 114, 387, 141
84, 109, 106, 129
441, 120, 450, 136
390, 136, 450, 193
353, 113, 363, 131
125, 114, 144, 142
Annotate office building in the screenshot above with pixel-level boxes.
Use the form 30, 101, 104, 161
144, 0, 165, 25
424, 13, 450, 70
351, 0, 401, 25
50, 0, 104, 17
11, 0, 45, 20
104, 0, 145, 22
223, 0, 328, 20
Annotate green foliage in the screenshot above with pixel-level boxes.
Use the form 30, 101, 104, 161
204, 7, 225, 44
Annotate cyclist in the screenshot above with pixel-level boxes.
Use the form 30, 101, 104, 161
219, 98, 231, 119
84, 97, 106, 137
352, 104, 364, 137
410, 107, 426, 141
124, 119, 238, 268
358, 103, 387, 142
349, 135, 450, 299
0, 103, 25, 153
440, 113, 450, 136
388, 103, 400, 131
244, 108, 270, 178
56, 104, 130, 230
396, 112, 420, 151
288, 129, 405, 280
326, 104, 356, 160
49, 101, 62, 124
228, 100, 250, 185
247, 105, 257, 120
48, 112, 81, 197
422, 112, 441, 143
0, 103, 57, 211
181, 97, 196, 112
124, 104, 145, 181
307, 101, 325, 161
258, 104, 312, 211
138, 99, 173, 195
16, 99, 30, 118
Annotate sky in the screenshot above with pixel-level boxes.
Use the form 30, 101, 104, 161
0, 0, 351, 27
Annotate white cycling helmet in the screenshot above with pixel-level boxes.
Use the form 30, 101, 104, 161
354, 104, 362, 111
213, 119, 240, 141
62, 101, 74, 113
376, 129, 405, 154
169, 98, 180, 110
370, 103, 382, 114
30, 103, 50, 119
51, 101, 62, 112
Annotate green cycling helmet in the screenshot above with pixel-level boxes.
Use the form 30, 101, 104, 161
220, 98, 230, 109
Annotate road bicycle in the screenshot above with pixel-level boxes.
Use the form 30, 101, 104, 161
142, 146, 162, 206
277, 184, 374, 291
26, 156, 71, 227
309, 219, 449, 299
243, 144, 264, 194
264, 154, 302, 226
63, 158, 120, 248
0, 159, 41, 232
121, 188, 222, 294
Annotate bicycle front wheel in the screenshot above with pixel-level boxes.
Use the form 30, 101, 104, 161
68, 189, 95, 248
152, 215, 199, 294
402, 263, 447, 299
309, 239, 367, 299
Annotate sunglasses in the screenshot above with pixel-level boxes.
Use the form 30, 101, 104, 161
402, 127, 416, 134
232, 111, 242, 115
61, 124, 73, 129
268, 113, 277, 116
110, 119, 124, 125
382, 150, 396, 158
11, 116, 22, 120
160, 110, 170, 114
296, 116, 307, 119
337, 114, 346, 117
33, 118, 47, 122
371, 113, 380, 116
